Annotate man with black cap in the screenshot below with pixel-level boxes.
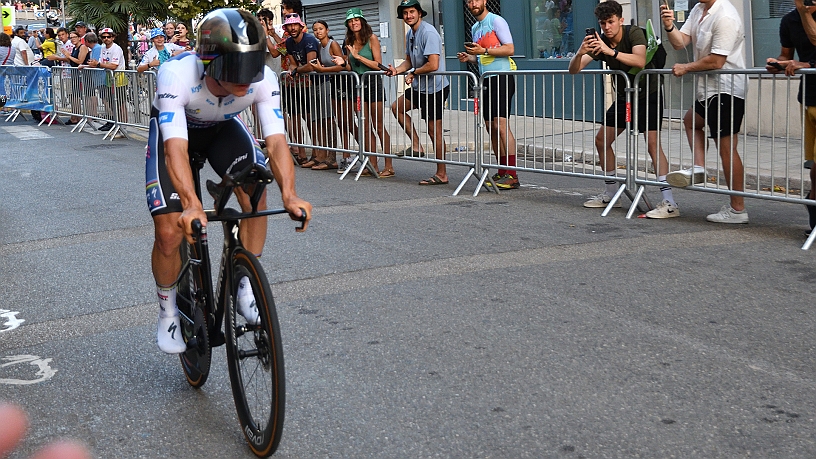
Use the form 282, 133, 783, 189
75, 21, 88, 45
387, 0, 451, 186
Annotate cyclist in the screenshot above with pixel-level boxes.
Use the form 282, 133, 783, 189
145, 8, 312, 354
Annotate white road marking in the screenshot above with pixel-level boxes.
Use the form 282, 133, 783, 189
2, 126, 53, 140
0, 355, 57, 385
0, 309, 24, 332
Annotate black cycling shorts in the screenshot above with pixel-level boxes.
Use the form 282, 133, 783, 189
145, 108, 267, 216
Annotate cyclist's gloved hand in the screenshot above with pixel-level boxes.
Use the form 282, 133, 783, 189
179, 206, 208, 243
283, 196, 312, 233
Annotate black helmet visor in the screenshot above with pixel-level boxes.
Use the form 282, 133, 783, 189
206, 51, 266, 84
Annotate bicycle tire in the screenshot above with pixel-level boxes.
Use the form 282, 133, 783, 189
225, 249, 285, 457
178, 242, 212, 388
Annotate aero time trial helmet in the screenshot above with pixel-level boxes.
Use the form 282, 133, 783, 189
196, 8, 266, 84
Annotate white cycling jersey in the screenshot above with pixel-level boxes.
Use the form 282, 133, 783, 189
153, 52, 285, 141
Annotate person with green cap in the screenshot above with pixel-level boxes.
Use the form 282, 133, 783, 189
343, 7, 394, 177
386, 0, 451, 185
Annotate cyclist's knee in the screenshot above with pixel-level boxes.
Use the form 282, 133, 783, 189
235, 186, 267, 211
153, 215, 183, 255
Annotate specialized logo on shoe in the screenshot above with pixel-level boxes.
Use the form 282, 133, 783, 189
167, 322, 178, 340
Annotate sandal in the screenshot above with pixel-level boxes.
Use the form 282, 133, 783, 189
418, 175, 448, 185
396, 147, 425, 158
301, 157, 318, 168
311, 160, 338, 171
294, 156, 310, 165
378, 169, 395, 178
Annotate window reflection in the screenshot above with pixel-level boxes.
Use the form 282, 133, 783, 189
533, 0, 574, 58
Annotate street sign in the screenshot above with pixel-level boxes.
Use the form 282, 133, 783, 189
1, 6, 13, 35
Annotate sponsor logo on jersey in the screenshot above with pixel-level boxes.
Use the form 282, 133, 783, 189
271, 90, 280, 97
157, 93, 177, 99
247, 88, 254, 94
185, 108, 201, 115
274, 108, 283, 119
191, 84, 202, 93
159, 112, 175, 124
224, 111, 242, 120
223, 98, 235, 106
170, 193, 179, 200
205, 98, 216, 106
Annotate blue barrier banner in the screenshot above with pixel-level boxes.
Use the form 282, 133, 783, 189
0, 66, 53, 112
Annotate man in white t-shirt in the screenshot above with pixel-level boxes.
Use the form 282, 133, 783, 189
662, 0, 749, 224
11, 27, 33, 65
88, 27, 126, 129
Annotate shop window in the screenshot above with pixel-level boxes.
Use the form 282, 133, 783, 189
532, 0, 575, 58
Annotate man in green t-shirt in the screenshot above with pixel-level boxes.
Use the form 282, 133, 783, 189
568, 0, 677, 218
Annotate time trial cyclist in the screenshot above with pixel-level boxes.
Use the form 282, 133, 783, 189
145, 8, 312, 354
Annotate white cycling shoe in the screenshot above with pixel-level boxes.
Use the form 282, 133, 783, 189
157, 314, 187, 354
237, 277, 261, 325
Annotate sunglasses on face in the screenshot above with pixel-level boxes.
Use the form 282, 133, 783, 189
284, 13, 299, 19
101, 35, 112, 39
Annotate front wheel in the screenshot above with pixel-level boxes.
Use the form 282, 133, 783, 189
225, 249, 285, 457
177, 242, 211, 387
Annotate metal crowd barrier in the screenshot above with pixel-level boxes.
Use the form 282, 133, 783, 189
633, 69, 816, 249
475, 69, 633, 210
277, 70, 480, 187
278, 71, 365, 174
49, 67, 154, 140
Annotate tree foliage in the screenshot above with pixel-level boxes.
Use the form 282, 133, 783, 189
166, 0, 261, 24
67, 0, 167, 35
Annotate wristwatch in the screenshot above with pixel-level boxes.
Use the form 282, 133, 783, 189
483, 48, 489, 56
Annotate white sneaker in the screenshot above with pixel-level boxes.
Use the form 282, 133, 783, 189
157, 315, 187, 354
237, 278, 261, 325
706, 205, 749, 224
337, 158, 358, 174
645, 200, 680, 219
583, 193, 622, 208
666, 166, 706, 187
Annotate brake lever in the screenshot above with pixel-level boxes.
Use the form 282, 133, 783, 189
295, 207, 308, 232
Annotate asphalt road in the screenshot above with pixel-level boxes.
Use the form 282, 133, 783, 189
1, 119, 815, 458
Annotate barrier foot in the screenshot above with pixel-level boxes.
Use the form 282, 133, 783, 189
601, 185, 627, 217
453, 168, 475, 196
338, 155, 359, 181
626, 186, 647, 219
353, 156, 378, 180
103, 124, 121, 141
72, 118, 88, 133
473, 169, 499, 197
802, 227, 816, 250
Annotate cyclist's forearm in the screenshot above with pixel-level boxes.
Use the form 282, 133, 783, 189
265, 134, 297, 199
164, 138, 202, 210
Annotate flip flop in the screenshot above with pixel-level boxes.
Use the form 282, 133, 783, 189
419, 175, 448, 185
378, 169, 395, 178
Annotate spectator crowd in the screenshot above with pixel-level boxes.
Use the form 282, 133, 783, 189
4, 0, 816, 229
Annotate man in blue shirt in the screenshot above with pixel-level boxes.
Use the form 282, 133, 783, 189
387, 0, 451, 185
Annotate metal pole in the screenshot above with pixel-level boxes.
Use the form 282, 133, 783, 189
60, 0, 64, 27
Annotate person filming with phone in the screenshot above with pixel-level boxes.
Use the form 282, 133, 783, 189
458, 0, 519, 189
767, 0, 816, 233
568, 0, 678, 217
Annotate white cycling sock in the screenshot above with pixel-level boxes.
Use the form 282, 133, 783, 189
157, 285, 178, 318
